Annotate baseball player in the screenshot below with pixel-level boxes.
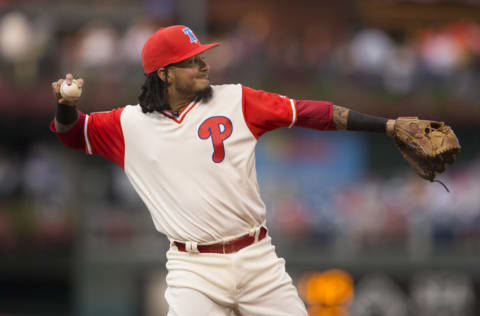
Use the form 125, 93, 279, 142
50, 25, 459, 316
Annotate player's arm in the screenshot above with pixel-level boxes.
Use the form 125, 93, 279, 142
50, 75, 126, 168
242, 86, 394, 137
331, 105, 395, 136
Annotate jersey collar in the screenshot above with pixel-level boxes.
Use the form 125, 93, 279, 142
161, 99, 199, 123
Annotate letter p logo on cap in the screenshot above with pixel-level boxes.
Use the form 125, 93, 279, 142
183, 27, 199, 43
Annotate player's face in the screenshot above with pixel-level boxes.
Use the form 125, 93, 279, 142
168, 54, 210, 95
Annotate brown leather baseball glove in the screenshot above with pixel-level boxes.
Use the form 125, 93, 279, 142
387, 117, 461, 190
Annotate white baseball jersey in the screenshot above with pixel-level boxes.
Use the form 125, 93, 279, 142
51, 84, 334, 243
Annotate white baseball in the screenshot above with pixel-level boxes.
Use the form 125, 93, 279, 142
60, 79, 82, 101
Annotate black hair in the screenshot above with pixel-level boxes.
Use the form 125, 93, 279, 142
138, 68, 214, 114
138, 70, 170, 113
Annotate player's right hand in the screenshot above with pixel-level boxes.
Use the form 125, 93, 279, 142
51, 73, 84, 106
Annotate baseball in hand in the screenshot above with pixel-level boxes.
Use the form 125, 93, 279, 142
60, 79, 82, 102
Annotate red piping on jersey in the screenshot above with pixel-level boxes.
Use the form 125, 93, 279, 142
161, 100, 199, 124
290, 99, 298, 127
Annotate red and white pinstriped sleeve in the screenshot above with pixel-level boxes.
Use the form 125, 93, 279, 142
50, 107, 126, 169
241, 85, 336, 138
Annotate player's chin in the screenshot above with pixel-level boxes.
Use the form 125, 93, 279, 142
193, 79, 210, 93
195, 77, 210, 88
195, 84, 213, 102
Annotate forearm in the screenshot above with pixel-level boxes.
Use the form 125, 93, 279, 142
50, 108, 86, 150
55, 103, 78, 133
332, 105, 395, 135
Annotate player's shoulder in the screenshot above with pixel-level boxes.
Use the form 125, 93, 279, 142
88, 106, 127, 121
120, 104, 154, 121
209, 83, 242, 101
211, 83, 269, 97
123, 104, 141, 113
89, 105, 132, 115
210, 83, 242, 94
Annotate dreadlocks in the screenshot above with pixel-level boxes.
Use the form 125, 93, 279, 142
138, 71, 170, 113
138, 68, 214, 114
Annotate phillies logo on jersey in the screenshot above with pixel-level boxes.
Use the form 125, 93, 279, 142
198, 116, 233, 163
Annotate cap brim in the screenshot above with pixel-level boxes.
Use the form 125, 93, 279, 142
167, 42, 220, 66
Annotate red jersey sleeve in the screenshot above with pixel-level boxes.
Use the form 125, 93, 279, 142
50, 111, 87, 150
242, 85, 297, 139
50, 108, 125, 169
84, 108, 125, 169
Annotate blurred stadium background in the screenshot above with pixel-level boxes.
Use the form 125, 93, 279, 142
0, 0, 479, 315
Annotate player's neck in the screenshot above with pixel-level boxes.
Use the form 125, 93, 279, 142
167, 92, 195, 113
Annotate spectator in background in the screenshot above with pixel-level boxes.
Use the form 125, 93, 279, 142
77, 20, 119, 70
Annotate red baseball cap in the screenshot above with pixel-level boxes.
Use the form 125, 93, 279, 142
141, 25, 220, 74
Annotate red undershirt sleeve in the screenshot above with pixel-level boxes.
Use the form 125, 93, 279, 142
50, 107, 126, 169
294, 100, 336, 131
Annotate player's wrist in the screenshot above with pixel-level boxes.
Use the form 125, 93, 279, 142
386, 119, 395, 137
346, 110, 388, 133
56, 102, 78, 125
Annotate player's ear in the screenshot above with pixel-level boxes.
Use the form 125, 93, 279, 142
158, 68, 173, 84
157, 68, 166, 82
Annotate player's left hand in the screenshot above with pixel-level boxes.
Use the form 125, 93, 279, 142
388, 117, 461, 190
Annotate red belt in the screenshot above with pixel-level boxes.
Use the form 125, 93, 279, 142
174, 226, 267, 254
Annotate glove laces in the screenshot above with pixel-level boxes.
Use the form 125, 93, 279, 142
432, 179, 450, 193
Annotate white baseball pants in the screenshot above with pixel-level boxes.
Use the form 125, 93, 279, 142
164, 235, 307, 316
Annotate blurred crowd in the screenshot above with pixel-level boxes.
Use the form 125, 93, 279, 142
0, 9, 479, 119
210, 14, 480, 100
266, 155, 480, 253
0, 138, 479, 255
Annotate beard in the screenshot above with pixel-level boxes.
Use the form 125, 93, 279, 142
195, 85, 213, 103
